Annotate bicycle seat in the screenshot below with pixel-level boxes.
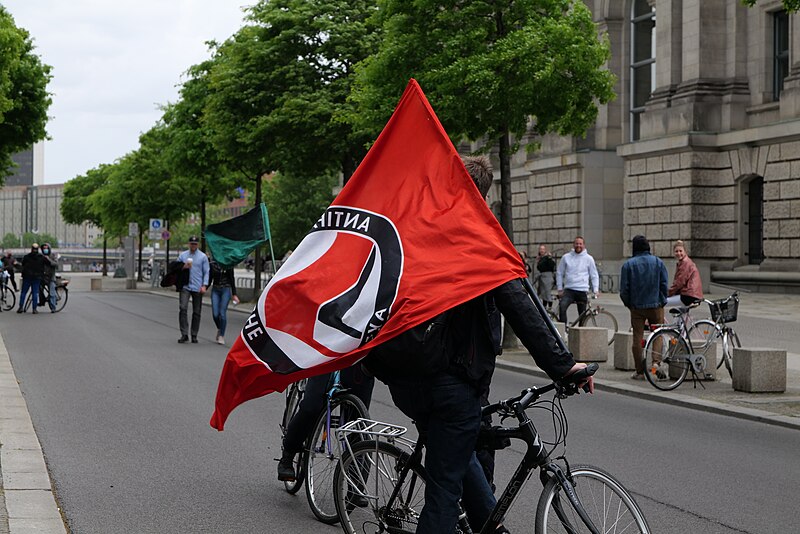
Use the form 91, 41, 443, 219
668, 306, 690, 316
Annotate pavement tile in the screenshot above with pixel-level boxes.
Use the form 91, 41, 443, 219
6, 518, 66, 534
2, 472, 52, 491
0, 451, 46, 474
4, 490, 61, 520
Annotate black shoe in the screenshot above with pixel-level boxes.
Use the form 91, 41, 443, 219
51, 309, 56, 313
277, 455, 296, 482
191, 337, 198, 343
178, 336, 189, 344
32, 309, 38, 314
16, 308, 23, 314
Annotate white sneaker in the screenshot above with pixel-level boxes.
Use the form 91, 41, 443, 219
217, 336, 225, 345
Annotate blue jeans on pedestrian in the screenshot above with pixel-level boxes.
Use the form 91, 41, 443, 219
388, 372, 496, 533
19, 277, 40, 311
211, 286, 232, 337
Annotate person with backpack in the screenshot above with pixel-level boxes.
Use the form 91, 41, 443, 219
363, 156, 593, 534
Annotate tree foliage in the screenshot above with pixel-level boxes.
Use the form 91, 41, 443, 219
264, 170, 338, 255
205, 0, 380, 182
61, 165, 111, 227
742, 0, 800, 11
351, 0, 615, 238
0, 6, 52, 185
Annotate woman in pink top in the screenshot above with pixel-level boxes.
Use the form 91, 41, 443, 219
666, 240, 703, 307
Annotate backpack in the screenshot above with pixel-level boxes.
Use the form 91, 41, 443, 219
364, 310, 454, 383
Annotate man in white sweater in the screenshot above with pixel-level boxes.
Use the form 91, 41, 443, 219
556, 236, 600, 323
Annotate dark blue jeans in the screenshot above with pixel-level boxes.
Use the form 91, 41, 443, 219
559, 288, 588, 324
19, 277, 40, 311
388, 372, 496, 533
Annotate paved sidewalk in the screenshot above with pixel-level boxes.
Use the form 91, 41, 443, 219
0, 274, 799, 533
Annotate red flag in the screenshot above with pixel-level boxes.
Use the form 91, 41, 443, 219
210, 79, 526, 430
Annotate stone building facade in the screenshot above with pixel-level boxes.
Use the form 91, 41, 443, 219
497, 0, 800, 288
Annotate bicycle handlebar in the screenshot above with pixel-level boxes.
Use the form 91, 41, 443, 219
482, 363, 599, 417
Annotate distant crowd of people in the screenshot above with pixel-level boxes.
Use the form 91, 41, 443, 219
0, 243, 59, 314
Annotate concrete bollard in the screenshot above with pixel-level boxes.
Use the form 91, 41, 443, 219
125, 279, 137, 290
732, 348, 787, 393
613, 331, 635, 371
90, 278, 102, 291
554, 322, 567, 341
568, 327, 608, 362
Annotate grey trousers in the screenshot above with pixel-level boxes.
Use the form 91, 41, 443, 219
179, 289, 203, 337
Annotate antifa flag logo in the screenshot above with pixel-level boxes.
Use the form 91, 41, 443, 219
241, 206, 402, 374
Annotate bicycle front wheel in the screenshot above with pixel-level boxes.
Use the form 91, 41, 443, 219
1, 287, 15, 311
54, 287, 68, 312
580, 309, 618, 346
721, 329, 741, 378
281, 379, 307, 495
334, 440, 427, 534
305, 393, 369, 524
536, 465, 650, 534
643, 329, 689, 390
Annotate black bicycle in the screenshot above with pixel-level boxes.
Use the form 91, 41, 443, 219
23, 276, 69, 312
333, 363, 650, 533
0, 270, 16, 311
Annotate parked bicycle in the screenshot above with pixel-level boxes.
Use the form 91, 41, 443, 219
642, 299, 720, 391
333, 363, 651, 534
686, 292, 741, 379
278, 370, 370, 524
546, 293, 618, 346
23, 276, 69, 313
0, 270, 16, 311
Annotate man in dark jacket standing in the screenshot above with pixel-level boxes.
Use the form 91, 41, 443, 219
620, 235, 668, 380
17, 243, 48, 314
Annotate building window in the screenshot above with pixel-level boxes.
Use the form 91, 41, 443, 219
630, 0, 656, 141
774, 10, 789, 101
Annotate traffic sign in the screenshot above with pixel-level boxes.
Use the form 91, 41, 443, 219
128, 222, 139, 237
149, 219, 164, 240
161, 230, 171, 241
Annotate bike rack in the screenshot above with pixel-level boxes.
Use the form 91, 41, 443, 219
335, 418, 415, 454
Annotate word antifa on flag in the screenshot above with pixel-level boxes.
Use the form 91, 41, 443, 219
210, 79, 526, 430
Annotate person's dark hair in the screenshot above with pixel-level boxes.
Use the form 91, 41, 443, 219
632, 235, 650, 254
462, 155, 493, 198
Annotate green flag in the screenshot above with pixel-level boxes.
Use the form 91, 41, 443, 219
205, 203, 271, 268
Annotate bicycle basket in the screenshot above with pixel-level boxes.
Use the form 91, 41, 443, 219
709, 295, 738, 323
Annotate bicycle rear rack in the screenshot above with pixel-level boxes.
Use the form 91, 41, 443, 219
335, 418, 415, 453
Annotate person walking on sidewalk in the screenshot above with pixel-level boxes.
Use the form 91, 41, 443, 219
555, 236, 600, 324
535, 244, 556, 311
176, 236, 210, 344
666, 240, 703, 308
209, 256, 239, 345
17, 244, 47, 314
620, 235, 668, 380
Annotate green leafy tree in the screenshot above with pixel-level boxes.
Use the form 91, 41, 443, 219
160, 61, 236, 251
352, 0, 615, 240
1, 233, 21, 248
0, 7, 52, 185
742, 0, 800, 11
62, 165, 113, 273
21, 231, 57, 247
264, 171, 338, 256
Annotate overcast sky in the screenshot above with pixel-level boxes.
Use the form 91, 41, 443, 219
2, 1, 251, 184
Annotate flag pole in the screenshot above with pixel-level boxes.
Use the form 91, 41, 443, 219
521, 277, 569, 354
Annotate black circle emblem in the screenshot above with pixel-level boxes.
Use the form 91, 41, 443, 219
241, 207, 402, 374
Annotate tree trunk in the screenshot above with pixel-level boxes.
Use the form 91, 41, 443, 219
498, 128, 514, 242
102, 236, 108, 277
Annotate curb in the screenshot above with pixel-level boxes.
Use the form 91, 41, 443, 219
0, 334, 67, 534
494, 359, 800, 432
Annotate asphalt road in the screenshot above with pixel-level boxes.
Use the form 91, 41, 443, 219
1, 291, 798, 533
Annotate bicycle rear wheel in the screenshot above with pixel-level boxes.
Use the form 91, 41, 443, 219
305, 393, 369, 524
334, 440, 427, 534
579, 309, 618, 346
1, 286, 15, 311
54, 287, 68, 312
643, 329, 689, 390
281, 380, 307, 495
535, 465, 649, 533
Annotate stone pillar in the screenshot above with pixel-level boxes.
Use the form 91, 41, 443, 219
732, 348, 787, 392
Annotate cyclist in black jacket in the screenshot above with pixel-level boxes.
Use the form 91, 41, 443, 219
17, 244, 47, 314
368, 156, 593, 534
